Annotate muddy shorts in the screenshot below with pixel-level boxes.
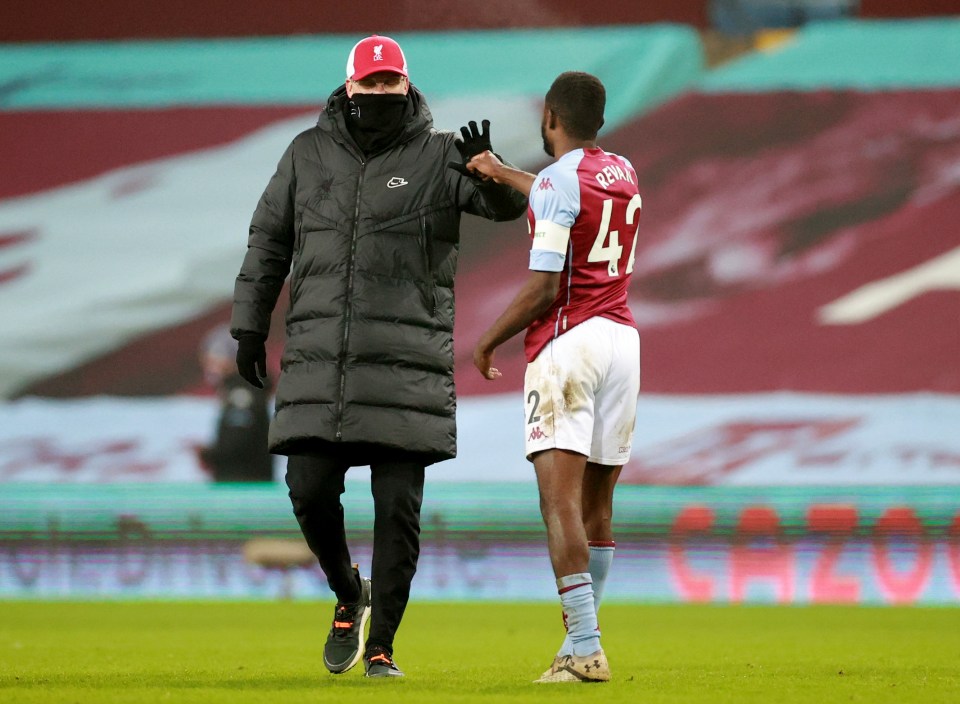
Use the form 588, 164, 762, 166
523, 316, 640, 464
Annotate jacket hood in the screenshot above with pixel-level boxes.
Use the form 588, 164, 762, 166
319, 84, 434, 148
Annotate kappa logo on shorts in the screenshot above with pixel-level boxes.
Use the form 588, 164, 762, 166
528, 426, 546, 441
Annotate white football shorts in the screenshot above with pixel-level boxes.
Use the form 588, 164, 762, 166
523, 315, 640, 465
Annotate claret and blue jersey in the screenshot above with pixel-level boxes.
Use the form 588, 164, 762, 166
525, 147, 642, 362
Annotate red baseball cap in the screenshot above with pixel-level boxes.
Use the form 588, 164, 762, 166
346, 35, 408, 81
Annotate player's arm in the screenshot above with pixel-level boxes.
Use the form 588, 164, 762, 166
474, 162, 573, 379
473, 270, 559, 380
468, 150, 537, 197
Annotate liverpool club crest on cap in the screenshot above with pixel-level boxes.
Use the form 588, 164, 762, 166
346, 35, 408, 81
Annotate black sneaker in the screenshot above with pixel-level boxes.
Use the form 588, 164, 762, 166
363, 644, 404, 678
322, 573, 371, 674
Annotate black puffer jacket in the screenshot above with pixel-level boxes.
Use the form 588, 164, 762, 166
231, 85, 527, 462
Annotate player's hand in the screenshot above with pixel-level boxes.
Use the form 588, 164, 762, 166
473, 344, 502, 381
446, 160, 488, 181
467, 151, 504, 182
236, 334, 267, 389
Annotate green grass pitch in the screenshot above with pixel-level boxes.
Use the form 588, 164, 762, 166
2, 602, 958, 703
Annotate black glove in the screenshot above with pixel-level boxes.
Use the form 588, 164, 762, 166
455, 119, 492, 160
446, 119, 493, 182
236, 334, 267, 389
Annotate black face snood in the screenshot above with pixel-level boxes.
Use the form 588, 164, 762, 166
345, 93, 411, 155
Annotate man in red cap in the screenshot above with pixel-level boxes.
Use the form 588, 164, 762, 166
230, 34, 526, 678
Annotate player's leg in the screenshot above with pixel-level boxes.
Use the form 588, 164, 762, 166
285, 454, 370, 674
364, 456, 425, 678
533, 448, 590, 578
556, 462, 621, 658
533, 448, 609, 682
583, 462, 622, 609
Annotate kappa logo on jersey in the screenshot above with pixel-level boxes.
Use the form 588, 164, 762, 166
528, 426, 547, 441
387, 177, 408, 189
373, 44, 384, 61
537, 178, 554, 192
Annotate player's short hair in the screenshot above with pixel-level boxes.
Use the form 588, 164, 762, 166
545, 72, 606, 140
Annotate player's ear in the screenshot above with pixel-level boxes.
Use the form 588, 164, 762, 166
548, 109, 557, 130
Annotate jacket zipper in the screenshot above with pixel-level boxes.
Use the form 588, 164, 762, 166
336, 161, 365, 439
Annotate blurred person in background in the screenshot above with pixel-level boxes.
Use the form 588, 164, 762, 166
195, 324, 273, 482
467, 72, 641, 683
230, 35, 527, 678
710, 0, 859, 34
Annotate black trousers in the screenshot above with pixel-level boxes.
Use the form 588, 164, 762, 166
285, 452, 425, 653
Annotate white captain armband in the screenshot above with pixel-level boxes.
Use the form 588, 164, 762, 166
529, 219, 569, 272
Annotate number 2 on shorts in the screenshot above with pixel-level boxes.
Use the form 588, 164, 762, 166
527, 389, 541, 425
